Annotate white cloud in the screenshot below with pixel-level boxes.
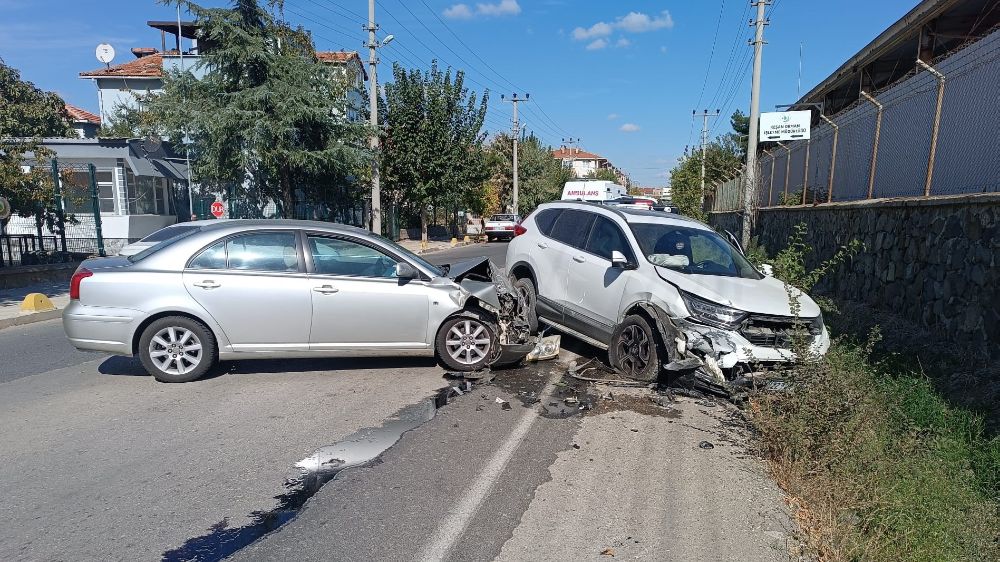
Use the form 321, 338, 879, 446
617, 11, 674, 33
572, 10, 674, 48
660, 46, 668, 54
443, 3, 473, 19
585, 38, 608, 51
616, 38, 631, 48
607, 113, 619, 120
444, 0, 520, 19
476, 0, 521, 17
572, 21, 613, 40
620, 123, 641, 132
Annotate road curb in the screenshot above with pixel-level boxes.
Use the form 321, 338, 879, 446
0, 309, 63, 331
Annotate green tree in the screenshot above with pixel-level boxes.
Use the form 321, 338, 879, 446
0, 58, 74, 229
668, 110, 746, 220
381, 61, 489, 242
151, 0, 368, 216
586, 167, 619, 183
486, 132, 568, 216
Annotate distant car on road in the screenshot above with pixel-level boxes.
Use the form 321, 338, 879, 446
484, 214, 522, 242
506, 201, 829, 382
64, 220, 532, 382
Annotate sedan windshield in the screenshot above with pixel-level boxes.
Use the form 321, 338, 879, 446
372, 235, 444, 277
628, 223, 762, 279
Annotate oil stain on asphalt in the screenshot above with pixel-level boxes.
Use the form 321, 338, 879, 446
161, 398, 439, 562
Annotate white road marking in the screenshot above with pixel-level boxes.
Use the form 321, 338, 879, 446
415, 371, 561, 562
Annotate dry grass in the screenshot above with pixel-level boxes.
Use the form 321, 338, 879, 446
750, 334, 1000, 561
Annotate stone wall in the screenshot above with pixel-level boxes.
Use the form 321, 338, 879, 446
709, 194, 1000, 357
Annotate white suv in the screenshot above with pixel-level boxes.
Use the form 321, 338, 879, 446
506, 201, 830, 382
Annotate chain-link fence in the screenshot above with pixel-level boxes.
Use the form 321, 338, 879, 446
711, 26, 1000, 212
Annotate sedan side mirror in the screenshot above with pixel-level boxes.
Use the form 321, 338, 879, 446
611, 251, 634, 270
395, 262, 418, 279
760, 263, 774, 276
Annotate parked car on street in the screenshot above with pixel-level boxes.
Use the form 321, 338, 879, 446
506, 201, 829, 382
64, 220, 533, 382
484, 214, 522, 242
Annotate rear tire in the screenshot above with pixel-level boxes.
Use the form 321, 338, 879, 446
436, 313, 498, 372
138, 316, 217, 383
511, 277, 539, 333
609, 314, 664, 383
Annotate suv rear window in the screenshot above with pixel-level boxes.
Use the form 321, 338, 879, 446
534, 209, 562, 236
549, 210, 595, 249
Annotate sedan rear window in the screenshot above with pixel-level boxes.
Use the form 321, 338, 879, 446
140, 224, 200, 243
128, 226, 201, 262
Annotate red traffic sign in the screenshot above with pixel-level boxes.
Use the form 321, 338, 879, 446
210, 201, 225, 218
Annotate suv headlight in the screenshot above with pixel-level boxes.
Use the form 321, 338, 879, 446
680, 290, 749, 330
809, 312, 825, 335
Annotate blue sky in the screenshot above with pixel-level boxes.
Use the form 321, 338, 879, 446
1, 0, 917, 186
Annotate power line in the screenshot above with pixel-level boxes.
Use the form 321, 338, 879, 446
695, 0, 728, 111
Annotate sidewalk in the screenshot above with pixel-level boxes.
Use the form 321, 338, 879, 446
396, 237, 482, 255
0, 281, 69, 330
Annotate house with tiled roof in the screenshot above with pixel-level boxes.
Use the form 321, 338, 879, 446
551, 145, 632, 187
64, 104, 101, 139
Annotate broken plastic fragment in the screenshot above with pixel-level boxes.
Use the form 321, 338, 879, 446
698, 440, 715, 449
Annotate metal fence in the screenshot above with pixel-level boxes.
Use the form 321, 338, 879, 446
1, 160, 113, 267
711, 26, 1000, 211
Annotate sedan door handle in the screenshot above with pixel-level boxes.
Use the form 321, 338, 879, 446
536, 242, 548, 249
572, 255, 586, 263
313, 285, 340, 294
193, 280, 221, 289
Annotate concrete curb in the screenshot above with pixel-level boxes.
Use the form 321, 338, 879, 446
0, 309, 63, 331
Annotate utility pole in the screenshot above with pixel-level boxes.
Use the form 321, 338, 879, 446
693, 109, 720, 207
367, 0, 382, 235
503, 93, 529, 214
742, 0, 770, 248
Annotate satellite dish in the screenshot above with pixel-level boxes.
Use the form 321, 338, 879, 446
141, 135, 162, 154
96, 43, 115, 65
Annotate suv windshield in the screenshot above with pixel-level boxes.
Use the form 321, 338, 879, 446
628, 223, 762, 279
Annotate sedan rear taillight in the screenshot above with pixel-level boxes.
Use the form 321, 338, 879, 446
513, 224, 527, 237
70, 268, 93, 300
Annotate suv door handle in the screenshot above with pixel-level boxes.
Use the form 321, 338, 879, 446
313, 285, 339, 294
536, 242, 548, 249
572, 255, 586, 263
193, 280, 221, 289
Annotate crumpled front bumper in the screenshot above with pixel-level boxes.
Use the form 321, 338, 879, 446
676, 318, 831, 369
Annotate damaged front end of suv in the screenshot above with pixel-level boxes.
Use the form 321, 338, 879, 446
439, 258, 536, 366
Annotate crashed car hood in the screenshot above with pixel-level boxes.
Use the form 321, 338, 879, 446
656, 267, 821, 318
444, 257, 494, 282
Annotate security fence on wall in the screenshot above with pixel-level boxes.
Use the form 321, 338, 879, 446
710, 26, 1000, 212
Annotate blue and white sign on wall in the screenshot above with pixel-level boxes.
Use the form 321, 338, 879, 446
760, 110, 811, 141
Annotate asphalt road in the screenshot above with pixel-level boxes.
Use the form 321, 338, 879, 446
0, 241, 794, 561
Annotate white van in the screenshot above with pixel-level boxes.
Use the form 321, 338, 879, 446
560, 180, 626, 202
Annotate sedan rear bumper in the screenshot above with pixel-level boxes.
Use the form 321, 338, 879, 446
63, 301, 140, 355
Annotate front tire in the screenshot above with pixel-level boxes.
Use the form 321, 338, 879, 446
609, 314, 664, 382
436, 313, 498, 372
511, 277, 539, 333
138, 316, 217, 383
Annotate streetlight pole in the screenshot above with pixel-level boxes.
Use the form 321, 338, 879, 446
367, 0, 381, 235
742, 0, 770, 248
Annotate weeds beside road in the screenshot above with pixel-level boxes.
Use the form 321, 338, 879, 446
746, 223, 999, 561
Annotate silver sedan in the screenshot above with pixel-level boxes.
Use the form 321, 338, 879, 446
63, 220, 533, 382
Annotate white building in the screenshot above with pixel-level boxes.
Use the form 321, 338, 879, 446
552, 146, 632, 188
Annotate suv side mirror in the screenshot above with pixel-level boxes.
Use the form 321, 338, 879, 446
760, 263, 774, 276
395, 262, 418, 279
611, 251, 633, 270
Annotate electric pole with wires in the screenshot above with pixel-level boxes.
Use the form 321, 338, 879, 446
694, 109, 720, 207
366, 0, 394, 235
742, 0, 770, 248
502, 93, 528, 214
